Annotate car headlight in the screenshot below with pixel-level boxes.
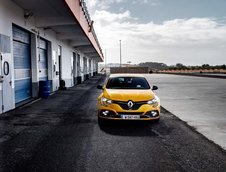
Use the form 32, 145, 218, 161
101, 97, 112, 106
147, 97, 159, 107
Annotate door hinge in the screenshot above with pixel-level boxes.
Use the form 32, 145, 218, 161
0, 54, 2, 61
2, 105, 4, 111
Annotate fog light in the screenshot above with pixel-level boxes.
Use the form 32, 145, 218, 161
151, 111, 158, 117
102, 111, 109, 116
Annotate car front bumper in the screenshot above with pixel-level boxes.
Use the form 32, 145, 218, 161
97, 96, 161, 121
98, 105, 160, 121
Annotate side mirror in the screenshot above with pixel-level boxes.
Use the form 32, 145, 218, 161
152, 85, 158, 90
97, 85, 103, 90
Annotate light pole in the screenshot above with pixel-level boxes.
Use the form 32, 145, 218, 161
119, 40, 122, 67
105, 49, 107, 74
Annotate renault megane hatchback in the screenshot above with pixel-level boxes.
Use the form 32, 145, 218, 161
97, 74, 160, 123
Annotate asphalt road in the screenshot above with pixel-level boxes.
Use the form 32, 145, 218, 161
146, 74, 226, 150
0, 75, 226, 172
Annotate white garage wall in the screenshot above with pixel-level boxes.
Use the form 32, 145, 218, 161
61, 46, 73, 87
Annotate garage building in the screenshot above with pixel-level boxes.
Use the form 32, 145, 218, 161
0, 0, 104, 114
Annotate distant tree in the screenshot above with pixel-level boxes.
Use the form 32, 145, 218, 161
139, 62, 168, 70
202, 64, 210, 69
175, 63, 188, 70
168, 66, 177, 70
176, 63, 184, 68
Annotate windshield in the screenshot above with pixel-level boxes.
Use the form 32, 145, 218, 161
106, 77, 150, 89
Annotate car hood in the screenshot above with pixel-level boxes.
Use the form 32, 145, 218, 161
103, 89, 155, 102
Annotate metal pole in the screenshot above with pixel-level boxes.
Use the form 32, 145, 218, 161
119, 40, 121, 67
105, 49, 107, 74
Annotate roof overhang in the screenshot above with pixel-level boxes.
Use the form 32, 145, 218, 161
12, 0, 104, 62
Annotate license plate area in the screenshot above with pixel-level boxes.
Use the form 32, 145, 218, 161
120, 115, 140, 119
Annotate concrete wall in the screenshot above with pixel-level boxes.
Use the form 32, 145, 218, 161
61, 45, 73, 87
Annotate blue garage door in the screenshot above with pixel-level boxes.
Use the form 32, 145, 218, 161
39, 38, 48, 81
13, 26, 32, 104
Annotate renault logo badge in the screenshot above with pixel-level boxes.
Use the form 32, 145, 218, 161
127, 101, 133, 109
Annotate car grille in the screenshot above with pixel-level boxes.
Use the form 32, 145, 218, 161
117, 112, 144, 115
112, 100, 147, 110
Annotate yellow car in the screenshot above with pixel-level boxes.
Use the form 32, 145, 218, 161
97, 74, 160, 123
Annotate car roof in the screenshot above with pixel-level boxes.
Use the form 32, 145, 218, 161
109, 74, 146, 78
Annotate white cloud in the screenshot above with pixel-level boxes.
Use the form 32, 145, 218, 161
92, 10, 226, 65
86, 0, 159, 11
86, 0, 127, 10
87, 0, 97, 7
94, 10, 131, 24
132, 0, 159, 6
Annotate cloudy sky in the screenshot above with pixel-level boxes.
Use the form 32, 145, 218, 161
86, 0, 226, 65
